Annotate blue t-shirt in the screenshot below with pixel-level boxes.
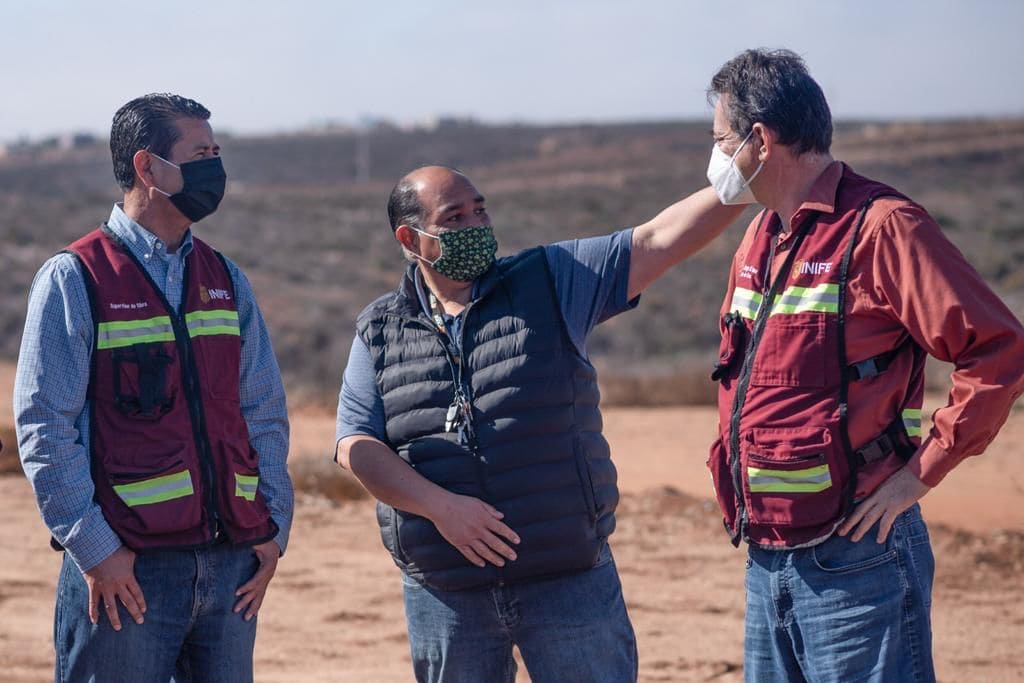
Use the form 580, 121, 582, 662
336, 228, 637, 443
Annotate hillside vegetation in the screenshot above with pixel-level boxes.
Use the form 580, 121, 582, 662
2, 119, 1022, 405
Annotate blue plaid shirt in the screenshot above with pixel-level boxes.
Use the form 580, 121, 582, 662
13, 205, 292, 572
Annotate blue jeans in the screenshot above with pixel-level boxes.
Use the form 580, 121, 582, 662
402, 544, 637, 682
54, 543, 260, 683
744, 503, 935, 683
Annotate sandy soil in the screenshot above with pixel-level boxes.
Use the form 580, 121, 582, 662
2, 363, 1022, 682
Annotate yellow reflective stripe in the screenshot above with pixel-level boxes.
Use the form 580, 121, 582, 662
234, 473, 259, 501
184, 309, 239, 323
185, 309, 240, 338
730, 283, 841, 320
902, 408, 923, 438
98, 315, 173, 331
189, 325, 241, 338
747, 463, 832, 493
96, 315, 175, 349
769, 283, 840, 316
112, 470, 194, 506
730, 287, 762, 320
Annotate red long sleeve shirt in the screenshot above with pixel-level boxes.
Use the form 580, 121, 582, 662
725, 161, 1024, 490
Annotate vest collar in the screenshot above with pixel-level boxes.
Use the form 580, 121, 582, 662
388, 261, 503, 318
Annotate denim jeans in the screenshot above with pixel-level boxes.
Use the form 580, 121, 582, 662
744, 503, 935, 683
402, 544, 638, 683
54, 543, 260, 683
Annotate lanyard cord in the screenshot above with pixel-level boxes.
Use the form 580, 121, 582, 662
427, 290, 473, 437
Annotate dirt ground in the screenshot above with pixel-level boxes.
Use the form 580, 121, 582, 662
2, 361, 1022, 682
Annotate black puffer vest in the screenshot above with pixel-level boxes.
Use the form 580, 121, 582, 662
357, 247, 618, 591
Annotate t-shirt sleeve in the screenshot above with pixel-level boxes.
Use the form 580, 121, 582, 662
543, 228, 639, 357
335, 334, 387, 445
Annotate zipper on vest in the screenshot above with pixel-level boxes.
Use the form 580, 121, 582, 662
169, 304, 224, 542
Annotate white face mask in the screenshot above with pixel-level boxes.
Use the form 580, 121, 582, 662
706, 129, 763, 205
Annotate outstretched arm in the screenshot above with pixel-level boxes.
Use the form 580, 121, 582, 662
628, 186, 746, 299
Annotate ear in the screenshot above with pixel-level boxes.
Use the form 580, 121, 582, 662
394, 224, 419, 252
751, 123, 776, 163
132, 150, 156, 189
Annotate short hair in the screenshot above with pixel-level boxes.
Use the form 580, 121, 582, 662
387, 177, 423, 232
709, 48, 832, 155
110, 93, 211, 191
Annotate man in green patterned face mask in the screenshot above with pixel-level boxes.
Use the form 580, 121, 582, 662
336, 164, 747, 682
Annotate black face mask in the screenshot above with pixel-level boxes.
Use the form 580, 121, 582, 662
152, 154, 227, 223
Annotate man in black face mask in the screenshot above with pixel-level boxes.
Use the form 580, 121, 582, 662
335, 165, 747, 682
14, 93, 293, 682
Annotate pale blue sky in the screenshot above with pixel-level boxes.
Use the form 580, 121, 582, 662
1, 0, 1021, 142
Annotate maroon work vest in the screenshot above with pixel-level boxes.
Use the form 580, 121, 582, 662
709, 168, 924, 548
67, 226, 277, 551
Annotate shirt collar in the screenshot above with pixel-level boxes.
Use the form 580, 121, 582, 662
106, 203, 194, 263
788, 161, 844, 225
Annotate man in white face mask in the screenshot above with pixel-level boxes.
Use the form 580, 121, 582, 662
704, 49, 1024, 682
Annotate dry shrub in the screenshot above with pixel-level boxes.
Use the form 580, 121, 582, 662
289, 456, 368, 503
0, 423, 20, 475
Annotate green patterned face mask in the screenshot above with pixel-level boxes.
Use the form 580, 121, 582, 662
413, 225, 498, 281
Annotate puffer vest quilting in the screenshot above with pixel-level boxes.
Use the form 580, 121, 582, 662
357, 247, 617, 591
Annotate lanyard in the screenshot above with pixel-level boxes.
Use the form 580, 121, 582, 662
427, 290, 473, 438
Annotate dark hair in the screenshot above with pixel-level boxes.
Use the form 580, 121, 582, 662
110, 93, 211, 191
387, 177, 423, 232
709, 49, 832, 155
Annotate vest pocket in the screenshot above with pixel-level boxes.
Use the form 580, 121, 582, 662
751, 317, 828, 387
573, 439, 598, 524
216, 439, 269, 531
111, 344, 176, 420
191, 335, 242, 400
741, 427, 842, 527
390, 507, 409, 564
106, 452, 202, 536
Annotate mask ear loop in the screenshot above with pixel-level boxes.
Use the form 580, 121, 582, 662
731, 129, 765, 187
147, 152, 179, 198
409, 227, 442, 267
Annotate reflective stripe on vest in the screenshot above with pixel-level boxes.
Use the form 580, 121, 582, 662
902, 408, 922, 438
96, 315, 175, 349
112, 469, 194, 507
747, 463, 833, 493
730, 284, 840, 321
185, 309, 240, 339
234, 473, 258, 501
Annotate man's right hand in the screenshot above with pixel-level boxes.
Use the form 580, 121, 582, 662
82, 545, 146, 631
430, 493, 520, 568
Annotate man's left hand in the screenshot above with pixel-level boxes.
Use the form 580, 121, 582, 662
837, 467, 932, 543
234, 540, 281, 621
